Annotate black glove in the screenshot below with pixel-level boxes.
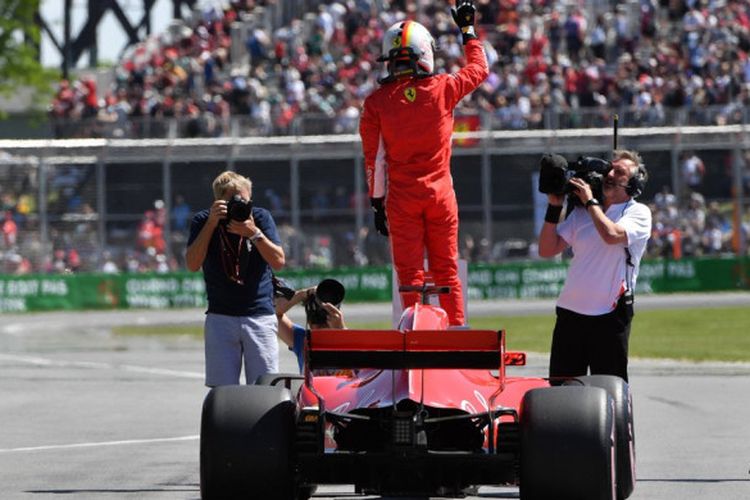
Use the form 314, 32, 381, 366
451, 0, 477, 44
370, 197, 389, 237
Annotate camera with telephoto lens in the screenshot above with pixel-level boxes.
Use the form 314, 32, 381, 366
226, 194, 253, 222
538, 153, 612, 205
304, 279, 346, 326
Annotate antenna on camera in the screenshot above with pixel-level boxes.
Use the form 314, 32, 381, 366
612, 114, 619, 153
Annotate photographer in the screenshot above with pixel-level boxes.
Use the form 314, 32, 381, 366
274, 278, 347, 373
186, 171, 285, 387
538, 150, 652, 382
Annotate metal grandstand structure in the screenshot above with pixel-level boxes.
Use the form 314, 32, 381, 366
37, 0, 198, 78
36, 0, 335, 78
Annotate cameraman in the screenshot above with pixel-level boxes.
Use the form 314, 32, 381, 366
186, 171, 285, 387
538, 150, 652, 382
275, 285, 347, 373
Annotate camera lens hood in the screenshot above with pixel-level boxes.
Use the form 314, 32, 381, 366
227, 195, 253, 221
316, 278, 346, 306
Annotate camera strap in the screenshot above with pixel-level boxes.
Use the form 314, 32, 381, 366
624, 247, 634, 291
218, 225, 248, 285
620, 200, 635, 296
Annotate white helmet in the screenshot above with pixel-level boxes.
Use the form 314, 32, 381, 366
378, 20, 435, 83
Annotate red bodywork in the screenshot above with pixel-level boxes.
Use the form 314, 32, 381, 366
302, 369, 547, 428
298, 302, 549, 451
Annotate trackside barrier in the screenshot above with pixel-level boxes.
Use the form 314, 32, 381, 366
0, 256, 748, 313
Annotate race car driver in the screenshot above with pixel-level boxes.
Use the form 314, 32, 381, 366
359, 0, 488, 326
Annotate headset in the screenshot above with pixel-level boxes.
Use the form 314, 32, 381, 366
613, 114, 648, 198
625, 163, 648, 198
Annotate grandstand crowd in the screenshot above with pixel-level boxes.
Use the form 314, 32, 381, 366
49, 0, 750, 138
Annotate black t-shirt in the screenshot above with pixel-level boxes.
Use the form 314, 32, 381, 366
187, 206, 281, 316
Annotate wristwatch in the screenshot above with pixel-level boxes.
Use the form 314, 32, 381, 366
585, 198, 601, 209
248, 229, 264, 242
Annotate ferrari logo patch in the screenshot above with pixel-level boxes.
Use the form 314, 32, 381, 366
404, 87, 416, 102
392, 36, 401, 48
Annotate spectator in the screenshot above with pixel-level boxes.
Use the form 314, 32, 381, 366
684, 192, 706, 236
654, 185, 676, 212
564, 8, 587, 63
171, 194, 192, 234
100, 251, 120, 274
2, 211, 17, 248
681, 151, 706, 193
137, 209, 166, 254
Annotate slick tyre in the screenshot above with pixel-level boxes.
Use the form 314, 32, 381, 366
255, 372, 305, 395
574, 376, 636, 499
254, 373, 315, 498
200, 385, 298, 500
520, 386, 616, 500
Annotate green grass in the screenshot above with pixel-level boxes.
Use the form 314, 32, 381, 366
113, 324, 202, 337
475, 306, 750, 363
629, 307, 750, 362
112, 306, 750, 362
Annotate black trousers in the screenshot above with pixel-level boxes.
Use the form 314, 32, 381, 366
548, 298, 634, 382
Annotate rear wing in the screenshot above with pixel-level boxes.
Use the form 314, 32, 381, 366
306, 329, 525, 370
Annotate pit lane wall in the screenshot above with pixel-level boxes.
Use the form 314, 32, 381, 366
0, 256, 748, 313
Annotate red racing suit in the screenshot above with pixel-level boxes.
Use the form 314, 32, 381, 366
359, 38, 488, 325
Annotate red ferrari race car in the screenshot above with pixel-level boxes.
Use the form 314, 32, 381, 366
200, 287, 636, 500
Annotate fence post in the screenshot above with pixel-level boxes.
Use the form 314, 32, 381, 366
162, 156, 172, 262
671, 144, 682, 204
290, 156, 301, 264
38, 158, 49, 270
481, 116, 492, 248
96, 155, 107, 255
354, 154, 365, 259
732, 145, 746, 256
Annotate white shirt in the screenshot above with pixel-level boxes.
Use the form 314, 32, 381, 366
556, 200, 652, 315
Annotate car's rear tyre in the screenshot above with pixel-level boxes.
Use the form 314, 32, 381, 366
574, 375, 636, 499
255, 372, 304, 395
520, 386, 615, 500
200, 385, 301, 500
254, 373, 316, 499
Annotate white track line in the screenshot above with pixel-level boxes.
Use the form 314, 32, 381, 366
0, 435, 199, 453
0, 353, 203, 379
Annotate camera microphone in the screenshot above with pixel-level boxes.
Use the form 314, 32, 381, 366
538, 154, 570, 194
541, 153, 568, 170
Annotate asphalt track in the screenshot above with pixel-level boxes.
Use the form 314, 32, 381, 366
1, 292, 749, 499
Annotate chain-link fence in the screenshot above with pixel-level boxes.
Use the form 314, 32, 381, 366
1, 125, 748, 274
